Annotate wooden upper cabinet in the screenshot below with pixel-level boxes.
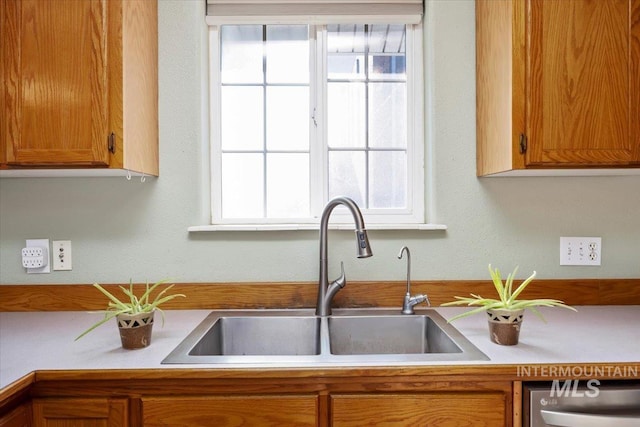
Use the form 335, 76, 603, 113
107, 0, 158, 176
0, 2, 6, 167
1, 0, 158, 176
476, 0, 640, 176
3, 0, 109, 167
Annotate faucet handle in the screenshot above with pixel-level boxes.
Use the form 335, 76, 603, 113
333, 261, 346, 289
402, 293, 430, 315
324, 262, 347, 309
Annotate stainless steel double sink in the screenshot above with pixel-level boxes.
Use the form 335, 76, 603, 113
162, 308, 488, 364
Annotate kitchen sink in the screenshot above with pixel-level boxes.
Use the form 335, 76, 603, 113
162, 308, 488, 364
328, 315, 461, 355
189, 315, 321, 356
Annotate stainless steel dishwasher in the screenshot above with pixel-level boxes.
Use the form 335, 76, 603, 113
524, 381, 640, 426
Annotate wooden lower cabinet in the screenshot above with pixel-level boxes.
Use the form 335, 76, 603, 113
13, 377, 512, 427
142, 395, 318, 427
32, 398, 128, 427
0, 403, 31, 427
331, 392, 507, 426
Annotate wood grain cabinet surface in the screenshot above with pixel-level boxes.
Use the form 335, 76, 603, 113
1, 0, 158, 176
476, 0, 640, 176
330, 392, 507, 427
32, 398, 128, 427
142, 395, 318, 427
1, 377, 517, 427
0, 403, 31, 427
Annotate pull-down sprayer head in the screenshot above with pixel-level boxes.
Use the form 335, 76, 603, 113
355, 229, 373, 258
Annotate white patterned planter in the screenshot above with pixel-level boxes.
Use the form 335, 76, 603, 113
486, 308, 524, 346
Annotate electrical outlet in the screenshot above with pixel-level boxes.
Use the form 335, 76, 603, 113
53, 240, 72, 271
560, 237, 602, 266
23, 239, 51, 273
22, 247, 46, 268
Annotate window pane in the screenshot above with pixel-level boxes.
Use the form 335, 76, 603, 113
221, 86, 263, 151
368, 25, 403, 53
213, 23, 422, 223
266, 25, 309, 84
221, 154, 264, 218
368, 25, 406, 81
328, 82, 366, 149
328, 53, 365, 80
369, 55, 406, 80
369, 151, 406, 209
369, 82, 407, 149
266, 87, 309, 151
221, 25, 263, 84
327, 24, 365, 53
327, 24, 365, 81
266, 154, 309, 217
328, 151, 366, 207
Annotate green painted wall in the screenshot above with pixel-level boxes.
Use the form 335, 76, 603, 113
1, 1, 638, 285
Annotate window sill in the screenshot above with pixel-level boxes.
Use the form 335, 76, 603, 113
188, 223, 447, 232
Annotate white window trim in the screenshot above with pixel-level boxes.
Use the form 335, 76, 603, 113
191, 21, 447, 232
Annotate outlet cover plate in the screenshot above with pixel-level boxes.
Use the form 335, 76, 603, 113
560, 237, 602, 266
25, 239, 50, 273
52, 240, 72, 271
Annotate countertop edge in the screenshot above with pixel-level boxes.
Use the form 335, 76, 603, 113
2, 361, 639, 399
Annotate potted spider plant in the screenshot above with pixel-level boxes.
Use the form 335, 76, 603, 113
442, 265, 576, 345
75, 279, 185, 349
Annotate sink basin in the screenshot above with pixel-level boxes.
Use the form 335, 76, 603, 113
189, 316, 321, 356
162, 308, 488, 364
328, 315, 461, 355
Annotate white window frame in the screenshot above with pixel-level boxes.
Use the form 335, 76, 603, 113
206, 23, 428, 229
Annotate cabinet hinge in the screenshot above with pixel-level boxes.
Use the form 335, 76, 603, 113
108, 132, 116, 154
519, 133, 527, 154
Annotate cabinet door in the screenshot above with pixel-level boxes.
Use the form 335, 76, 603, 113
32, 398, 128, 427
2, 0, 110, 167
0, 403, 31, 427
331, 393, 507, 426
142, 395, 318, 427
527, 0, 640, 166
0, 0, 6, 167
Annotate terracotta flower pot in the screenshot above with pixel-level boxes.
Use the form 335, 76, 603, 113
487, 308, 524, 346
116, 311, 155, 349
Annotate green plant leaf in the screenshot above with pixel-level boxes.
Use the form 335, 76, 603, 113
138, 279, 171, 307
93, 283, 128, 311
508, 270, 537, 304
446, 305, 491, 322
147, 293, 186, 311
504, 266, 518, 304
74, 308, 130, 341
488, 264, 505, 301
441, 265, 576, 322
76, 278, 184, 340
527, 306, 547, 322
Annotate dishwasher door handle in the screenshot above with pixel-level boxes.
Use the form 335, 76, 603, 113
541, 409, 640, 427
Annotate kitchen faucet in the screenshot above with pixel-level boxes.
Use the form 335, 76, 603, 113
316, 196, 372, 316
398, 246, 429, 314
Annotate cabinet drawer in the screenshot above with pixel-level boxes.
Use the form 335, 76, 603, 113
331, 393, 506, 426
142, 395, 318, 427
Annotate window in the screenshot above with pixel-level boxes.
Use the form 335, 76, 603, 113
206, 2, 425, 227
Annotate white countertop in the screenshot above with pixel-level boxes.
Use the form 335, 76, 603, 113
1, 306, 639, 390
